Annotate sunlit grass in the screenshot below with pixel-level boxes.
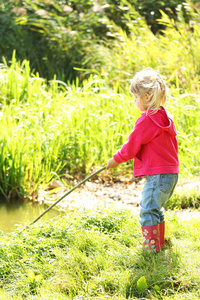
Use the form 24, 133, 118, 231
0, 3, 200, 200
0, 53, 200, 200
0, 207, 199, 299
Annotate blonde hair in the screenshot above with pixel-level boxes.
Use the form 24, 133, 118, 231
129, 68, 168, 113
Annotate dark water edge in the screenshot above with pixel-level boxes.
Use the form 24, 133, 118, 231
0, 199, 66, 234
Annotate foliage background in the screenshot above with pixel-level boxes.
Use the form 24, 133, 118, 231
0, 0, 200, 200
0, 0, 198, 82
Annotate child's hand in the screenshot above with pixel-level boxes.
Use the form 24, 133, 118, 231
106, 158, 119, 170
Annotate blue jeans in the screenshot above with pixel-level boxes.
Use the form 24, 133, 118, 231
139, 173, 178, 227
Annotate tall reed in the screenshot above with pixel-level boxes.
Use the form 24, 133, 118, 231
1, 3, 200, 200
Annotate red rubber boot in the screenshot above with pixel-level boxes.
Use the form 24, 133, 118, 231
159, 221, 165, 248
141, 224, 161, 253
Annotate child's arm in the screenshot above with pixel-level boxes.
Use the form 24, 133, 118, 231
113, 114, 158, 163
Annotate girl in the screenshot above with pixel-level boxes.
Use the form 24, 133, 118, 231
106, 68, 179, 253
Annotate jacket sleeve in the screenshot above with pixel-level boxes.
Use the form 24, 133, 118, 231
113, 114, 159, 163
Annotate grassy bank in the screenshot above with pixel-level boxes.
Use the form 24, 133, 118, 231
0, 207, 199, 299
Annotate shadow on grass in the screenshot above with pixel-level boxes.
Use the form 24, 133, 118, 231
125, 246, 181, 299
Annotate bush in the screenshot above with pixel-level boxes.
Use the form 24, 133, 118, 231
0, 0, 198, 83
0, 0, 107, 82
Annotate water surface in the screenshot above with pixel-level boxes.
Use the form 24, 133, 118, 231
0, 200, 66, 234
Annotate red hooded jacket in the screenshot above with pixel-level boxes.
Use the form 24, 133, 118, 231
113, 107, 179, 177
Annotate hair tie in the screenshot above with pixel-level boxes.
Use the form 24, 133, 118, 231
150, 76, 156, 81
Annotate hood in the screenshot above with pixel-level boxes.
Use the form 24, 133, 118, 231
147, 107, 177, 136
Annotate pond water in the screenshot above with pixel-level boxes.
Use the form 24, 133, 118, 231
0, 200, 66, 234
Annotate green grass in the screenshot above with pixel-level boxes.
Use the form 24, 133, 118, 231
0, 52, 200, 201
0, 206, 199, 299
0, 2, 200, 201
167, 189, 200, 210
